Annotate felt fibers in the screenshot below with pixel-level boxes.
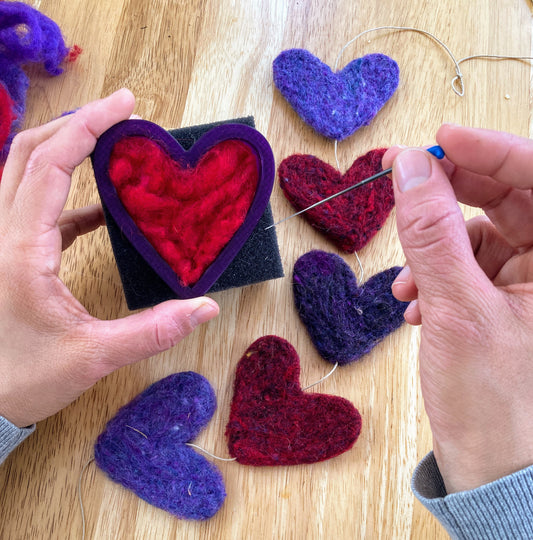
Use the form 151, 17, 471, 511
293, 251, 408, 365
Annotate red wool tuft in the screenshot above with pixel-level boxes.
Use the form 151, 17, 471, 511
108, 137, 259, 286
279, 149, 394, 252
66, 45, 83, 63
226, 335, 362, 466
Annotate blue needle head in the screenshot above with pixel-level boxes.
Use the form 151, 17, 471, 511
427, 145, 445, 159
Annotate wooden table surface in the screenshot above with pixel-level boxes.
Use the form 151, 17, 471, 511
1, 1, 532, 538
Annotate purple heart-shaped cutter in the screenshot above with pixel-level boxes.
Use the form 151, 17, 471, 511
92, 120, 275, 299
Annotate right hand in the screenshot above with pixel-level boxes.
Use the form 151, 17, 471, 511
383, 124, 533, 493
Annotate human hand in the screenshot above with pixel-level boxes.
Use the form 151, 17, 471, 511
0, 90, 219, 428
383, 124, 533, 493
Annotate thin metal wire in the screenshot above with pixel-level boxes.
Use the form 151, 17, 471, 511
185, 443, 237, 462
334, 139, 341, 170
78, 457, 95, 540
333, 25, 465, 95
303, 362, 339, 391
452, 54, 533, 94
354, 250, 365, 285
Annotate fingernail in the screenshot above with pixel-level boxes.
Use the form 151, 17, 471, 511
394, 149, 432, 192
393, 265, 411, 285
190, 299, 219, 327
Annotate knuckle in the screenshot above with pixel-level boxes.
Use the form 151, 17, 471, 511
153, 314, 194, 351
399, 197, 464, 251
10, 130, 38, 155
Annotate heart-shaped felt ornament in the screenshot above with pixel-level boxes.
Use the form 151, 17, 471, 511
226, 335, 362, 466
293, 250, 408, 365
94, 372, 226, 520
273, 49, 399, 140
279, 148, 394, 252
92, 120, 275, 299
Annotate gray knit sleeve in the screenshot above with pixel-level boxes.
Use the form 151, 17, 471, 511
0, 415, 35, 465
412, 451, 533, 539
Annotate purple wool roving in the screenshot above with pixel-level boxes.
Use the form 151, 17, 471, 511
273, 49, 399, 140
0, 1, 73, 161
293, 250, 408, 365
94, 372, 226, 520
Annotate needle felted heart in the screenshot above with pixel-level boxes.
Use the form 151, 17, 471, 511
108, 136, 258, 286
273, 49, 399, 140
94, 372, 226, 520
279, 148, 394, 252
226, 335, 362, 465
293, 250, 408, 365
93, 120, 276, 300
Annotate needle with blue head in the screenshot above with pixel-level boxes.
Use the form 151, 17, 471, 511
265, 145, 445, 230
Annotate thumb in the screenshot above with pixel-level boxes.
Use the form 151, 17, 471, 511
89, 297, 219, 374
392, 148, 491, 305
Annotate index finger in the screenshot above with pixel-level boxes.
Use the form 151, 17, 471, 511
437, 124, 533, 249
438, 124, 533, 189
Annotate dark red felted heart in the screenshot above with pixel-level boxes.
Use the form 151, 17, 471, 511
108, 136, 258, 286
226, 336, 362, 466
93, 120, 275, 299
279, 148, 394, 252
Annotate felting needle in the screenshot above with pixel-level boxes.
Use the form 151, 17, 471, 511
265, 145, 445, 230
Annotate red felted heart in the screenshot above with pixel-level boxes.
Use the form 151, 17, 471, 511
226, 336, 362, 466
108, 136, 259, 286
278, 148, 393, 252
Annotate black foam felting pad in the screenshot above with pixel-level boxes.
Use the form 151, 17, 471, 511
100, 116, 284, 310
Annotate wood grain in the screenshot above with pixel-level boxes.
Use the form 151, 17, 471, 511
1, 1, 531, 538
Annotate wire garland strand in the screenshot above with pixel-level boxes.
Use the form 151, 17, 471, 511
302, 362, 339, 390
78, 457, 95, 540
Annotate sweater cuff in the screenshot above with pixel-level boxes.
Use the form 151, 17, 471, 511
412, 451, 533, 540
0, 415, 35, 465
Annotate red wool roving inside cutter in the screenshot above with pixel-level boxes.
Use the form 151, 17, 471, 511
108, 137, 259, 286
0, 83, 15, 156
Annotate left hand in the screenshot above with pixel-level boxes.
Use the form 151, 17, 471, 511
0, 89, 219, 428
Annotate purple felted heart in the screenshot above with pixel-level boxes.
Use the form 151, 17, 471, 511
94, 372, 226, 520
273, 49, 399, 140
293, 251, 408, 365
92, 120, 275, 299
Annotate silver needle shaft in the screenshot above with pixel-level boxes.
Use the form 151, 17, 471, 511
265, 167, 392, 230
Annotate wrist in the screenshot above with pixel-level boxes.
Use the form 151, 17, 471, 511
434, 434, 533, 493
